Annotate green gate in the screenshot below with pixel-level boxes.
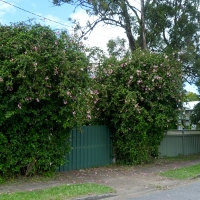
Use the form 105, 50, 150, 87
57, 125, 112, 172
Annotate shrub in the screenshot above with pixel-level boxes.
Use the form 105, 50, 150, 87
191, 102, 200, 127
89, 50, 183, 164
0, 23, 89, 177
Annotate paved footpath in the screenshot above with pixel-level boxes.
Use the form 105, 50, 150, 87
127, 179, 200, 200
1, 158, 200, 200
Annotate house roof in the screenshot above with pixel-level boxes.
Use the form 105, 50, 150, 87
183, 101, 200, 110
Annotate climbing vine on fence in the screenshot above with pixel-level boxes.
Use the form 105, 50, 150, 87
0, 22, 90, 177
89, 50, 183, 163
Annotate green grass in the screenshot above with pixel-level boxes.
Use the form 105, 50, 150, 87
0, 183, 115, 200
158, 154, 200, 163
160, 164, 200, 179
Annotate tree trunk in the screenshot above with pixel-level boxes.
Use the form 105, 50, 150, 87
141, 0, 147, 49
121, 0, 136, 52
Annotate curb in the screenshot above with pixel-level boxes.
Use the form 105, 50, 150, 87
70, 193, 118, 200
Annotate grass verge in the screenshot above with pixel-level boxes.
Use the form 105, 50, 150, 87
158, 154, 200, 163
0, 183, 115, 200
160, 164, 200, 179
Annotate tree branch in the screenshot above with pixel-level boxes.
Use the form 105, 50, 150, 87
163, 29, 169, 46
125, 0, 141, 23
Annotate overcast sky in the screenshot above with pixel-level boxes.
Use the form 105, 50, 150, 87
0, 0, 199, 94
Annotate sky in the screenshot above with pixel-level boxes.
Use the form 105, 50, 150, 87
0, 0, 199, 94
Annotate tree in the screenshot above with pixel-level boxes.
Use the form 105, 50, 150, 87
191, 103, 200, 127
107, 37, 130, 59
53, 0, 148, 51
185, 92, 200, 101
191, 78, 200, 127
145, 0, 200, 80
0, 23, 90, 177
53, 0, 200, 78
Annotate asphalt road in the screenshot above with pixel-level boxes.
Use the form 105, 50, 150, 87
128, 180, 200, 200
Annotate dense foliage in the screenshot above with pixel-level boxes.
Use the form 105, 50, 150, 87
89, 50, 183, 163
191, 103, 200, 128
191, 79, 200, 128
0, 23, 89, 177
185, 92, 200, 101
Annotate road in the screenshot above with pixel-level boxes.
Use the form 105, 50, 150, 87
128, 179, 200, 200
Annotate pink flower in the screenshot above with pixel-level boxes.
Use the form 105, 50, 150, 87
66, 92, 71, 96
137, 80, 142, 84
34, 62, 37, 66
24, 51, 27, 55
73, 111, 76, 115
121, 64, 124, 68
154, 75, 162, 80
165, 55, 168, 58
0, 78, 3, 82
108, 69, 113, 74
63, 100, 67, 104
136, 70, 141, 76
94, 99, 98, 104
80, 68, 84, 71
45, 76, 49, 80
56, 31, 60, 35
130, 75, 133, 79
18, 103, 22, 109
167, 72, 171, 76
54, 67, 58, 74
87, 115, 91, 119
36, 98, 40, 102
55, 41, 58, 45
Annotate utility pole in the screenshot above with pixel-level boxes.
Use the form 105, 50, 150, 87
141, 0, 147, 49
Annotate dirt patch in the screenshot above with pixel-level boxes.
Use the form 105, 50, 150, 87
1, 158, 200, 199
